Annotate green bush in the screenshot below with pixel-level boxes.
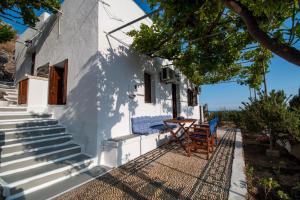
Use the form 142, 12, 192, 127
241, 90, 300, 145
208, 110, 243, 126
289, 88, 300, 127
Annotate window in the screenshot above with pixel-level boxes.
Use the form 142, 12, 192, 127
187, 87, 198, 106
31, 52, 36, 75
144, 72, 152, 103
193, 87, 198, 106
187, 89, 193, 106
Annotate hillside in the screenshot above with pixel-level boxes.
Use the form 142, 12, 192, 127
0, 38, 16, 82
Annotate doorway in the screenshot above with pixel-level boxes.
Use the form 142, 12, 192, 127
18, 78, 28, 104
172, 84, 178, 118
48, 59, 68, 105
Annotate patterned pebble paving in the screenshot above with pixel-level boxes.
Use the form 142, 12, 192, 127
56, 129, 236, 200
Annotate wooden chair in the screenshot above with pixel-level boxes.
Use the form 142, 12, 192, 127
186, 118, 218, 159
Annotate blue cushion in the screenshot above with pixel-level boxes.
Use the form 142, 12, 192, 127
209, 117, 218, 135
132, 115, 174, 135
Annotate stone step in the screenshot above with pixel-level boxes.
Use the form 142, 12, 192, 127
0, 146, 81, 175
0, 113, 51, 121
20, 166, 111, 200
0, 124, 61, 133
4, 96, 17, 101
0, 125, 66, 142
0, 133, 70, 148
0, 101, 10, 107
4, 155, 93, 199
5, 93, 17, 97
1, 136, 72, 157
5, 91, 18, 95
0, 83, 15, 89
0, 119, 58, 129
0, 107, 27, 112
2, 154, 91, 185
0, 143, 80, 166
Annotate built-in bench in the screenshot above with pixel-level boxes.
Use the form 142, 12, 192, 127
131, 115, 177, 135
100, 115, 177, 168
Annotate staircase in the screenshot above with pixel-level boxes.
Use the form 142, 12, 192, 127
0, 83, 18, 105
0, 107, 109, 200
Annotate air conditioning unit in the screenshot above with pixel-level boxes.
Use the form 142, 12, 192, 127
160, 67, 176, 83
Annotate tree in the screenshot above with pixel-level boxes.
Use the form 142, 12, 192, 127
0, 21, 15, 43
128, 0, 300, 87
0, 0, 60, 43
241, 90, 300, 149
289, 87, 300, 111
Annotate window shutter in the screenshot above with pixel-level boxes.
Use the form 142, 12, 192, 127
144, 72, 152, 103
187, 89, 192, 106
193, 87, 198, 106
193, 91, 198, 106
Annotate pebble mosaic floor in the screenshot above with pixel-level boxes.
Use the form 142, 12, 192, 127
56, 129, 236, 200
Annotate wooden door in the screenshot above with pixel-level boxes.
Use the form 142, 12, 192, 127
48, 66, 64, 105
48, 59, 68, 105
172, 84, 177, 118
62, 59, 68, 104
18, 79, 28, 104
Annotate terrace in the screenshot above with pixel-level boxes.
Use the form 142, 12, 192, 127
55, 128, 245, 200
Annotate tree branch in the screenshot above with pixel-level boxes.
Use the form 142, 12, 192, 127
222, 0, 300, 66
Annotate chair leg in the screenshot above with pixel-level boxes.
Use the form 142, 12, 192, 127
206, 140, 210, 160
187, 142, 192, 157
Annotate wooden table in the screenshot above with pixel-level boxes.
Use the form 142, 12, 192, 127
163, 118, 197, 150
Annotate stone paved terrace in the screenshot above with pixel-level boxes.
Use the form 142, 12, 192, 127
56, 128, 236, 200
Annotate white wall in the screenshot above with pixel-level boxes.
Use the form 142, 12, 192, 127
96, 0, 199, 144
16, 0, 100, 157
27, 76, 49, 113
15, 13, 51, 83
15, 0, 199, 164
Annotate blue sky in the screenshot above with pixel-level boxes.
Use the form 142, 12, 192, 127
2, 0, 300, 111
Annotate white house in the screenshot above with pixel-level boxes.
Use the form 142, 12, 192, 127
3, 0, 200, 199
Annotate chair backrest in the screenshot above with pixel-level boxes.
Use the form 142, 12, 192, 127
209, 117, 218, 136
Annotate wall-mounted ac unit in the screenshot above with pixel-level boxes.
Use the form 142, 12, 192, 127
161, 67, 179, 83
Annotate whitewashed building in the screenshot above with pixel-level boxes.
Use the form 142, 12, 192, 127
1, 0, 199, 199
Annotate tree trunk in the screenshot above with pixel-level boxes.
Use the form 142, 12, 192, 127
222, 0, 300, 67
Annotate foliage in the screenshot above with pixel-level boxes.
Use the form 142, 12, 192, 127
246, 166, 255, 180
289, 88, 300, 112
0, 0, 60, 42
208, 110, 243, 127
0, 37, 16, 81
241, 90, 300, 144
0, 21, 15, 43
277, 190, 290, 200
259, 177, 280, 199
128, 0, 300, 87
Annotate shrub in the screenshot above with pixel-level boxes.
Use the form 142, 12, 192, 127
289, 88, 300, 111
259, 177, 280, 199
241, 90, 300, 147
208, 110, 243, 127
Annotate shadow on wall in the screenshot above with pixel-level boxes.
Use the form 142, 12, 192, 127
56, 40, 158, 158
158, 80, 172, 114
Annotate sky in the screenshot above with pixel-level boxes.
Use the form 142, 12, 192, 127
2, 0, 300, 111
